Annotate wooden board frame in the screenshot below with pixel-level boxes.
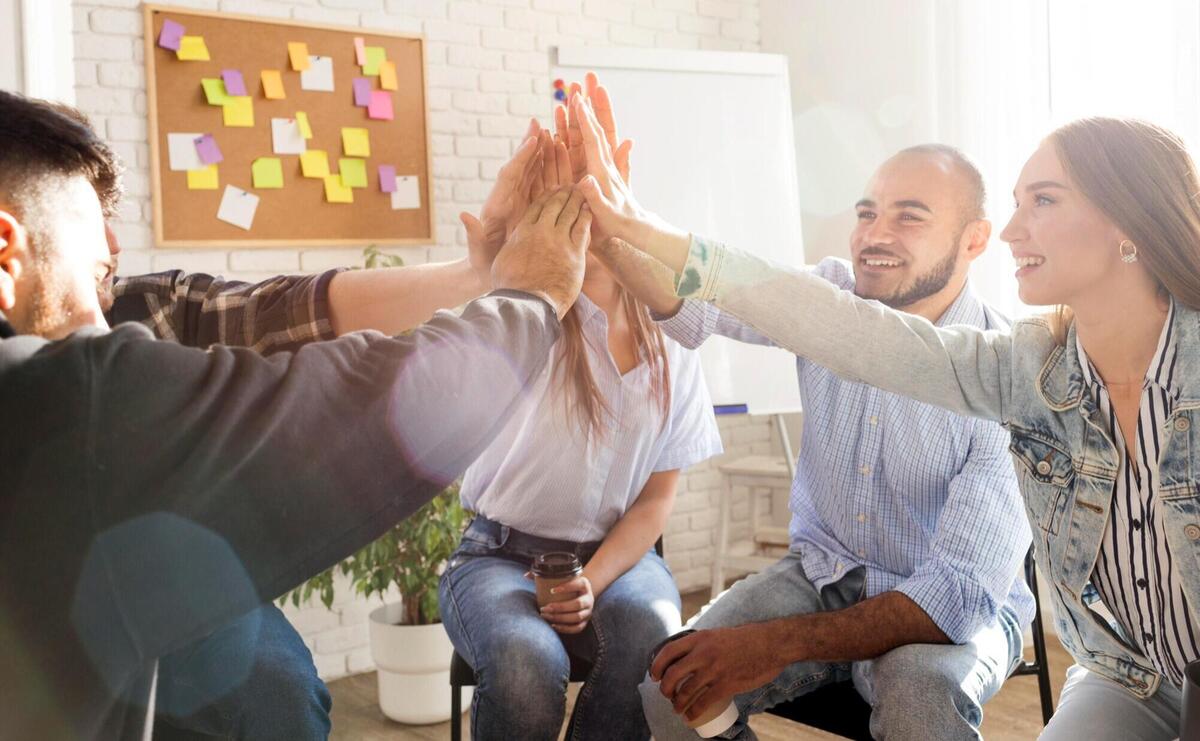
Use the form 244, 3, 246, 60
143, 4, 435, 248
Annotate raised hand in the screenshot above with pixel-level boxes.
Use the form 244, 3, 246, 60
554, 72, 632, 184
490, 186, 592, 319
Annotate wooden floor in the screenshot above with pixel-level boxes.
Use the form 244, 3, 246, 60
329, 589, 1073, 741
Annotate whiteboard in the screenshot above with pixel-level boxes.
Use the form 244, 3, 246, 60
553, 47, 804, 414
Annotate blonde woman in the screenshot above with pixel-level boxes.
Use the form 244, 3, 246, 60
578, 99, 1200, 740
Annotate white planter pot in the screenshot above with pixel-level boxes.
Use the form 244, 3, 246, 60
368, 602, 471, 725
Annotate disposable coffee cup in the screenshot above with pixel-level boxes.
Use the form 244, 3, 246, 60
1182, 660, 1200, 740
647, 630, 739, 738
532, 552, 583, 608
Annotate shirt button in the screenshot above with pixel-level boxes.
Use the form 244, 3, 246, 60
869, 416, 878, 426
1175, 417, 1191, 432
1144, 632, 1155, 643
1036, 460, 1052, 476
1186, 524, 1200, 540
856, 549, 866, 557
860, 465, 871, 476
1137, 578, 1148, 589
857, 513, 867, 523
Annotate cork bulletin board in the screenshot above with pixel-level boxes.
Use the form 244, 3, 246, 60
143, 5, 434, 247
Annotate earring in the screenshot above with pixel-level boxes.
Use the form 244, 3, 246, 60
1119, 239, 1138, 264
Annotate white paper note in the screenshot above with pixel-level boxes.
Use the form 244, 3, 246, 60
271, 118, 307, 155
216, 185, 260, 230
167, 132, 205, 171
299, 55, 335, 92
390, 175, 421, 210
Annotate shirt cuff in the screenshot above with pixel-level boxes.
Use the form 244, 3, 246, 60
894, 568, 994, 645
654, 299, 715, 350
675, 234, 726, 301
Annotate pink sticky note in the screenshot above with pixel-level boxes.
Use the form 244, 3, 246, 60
368, 90, 394, 121
352, 78, 372, 107
354, 37, 367, 66
221, 69, 247, 96
378, 165, 397, 193
158, 19, 185, 51
194, 134, 223, 165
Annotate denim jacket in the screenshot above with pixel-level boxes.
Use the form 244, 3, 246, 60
676, 235, 1200, 697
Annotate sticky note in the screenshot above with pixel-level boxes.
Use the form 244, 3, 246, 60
352, 77, 371, 107
391, 175, 421, 210
300, 56, 335, 92
158, 19, 185, 52
252, 157, 284, 189
296, 112, 313, 140
338, 158, 368, 189
193, 134, 223, 165
300, 150, 330, 179
201, 78, 231, 107
378, 164, 397, 193
222, 96, 254, 127
324, 175, 354, 204
221, 69, 247, 96
261, 70, 286, 100
363, 47, 386, 76
187, 164, 219, 190
288, 42, 311, 71
354, 36, 367, 65
217, 185, 260, 230
379, 61, 398, 91
167, 132, 205, 171
342, 127, 370, 157
177, 36, 210, 61
271, 118, 307, 155
367, 91, 394, 121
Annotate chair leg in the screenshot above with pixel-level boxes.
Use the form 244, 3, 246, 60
711, 475, 732, 596
1025, 554, 1056, 726
451, 682, 462, 741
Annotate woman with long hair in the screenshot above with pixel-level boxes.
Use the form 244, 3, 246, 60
438, 116, 722, 741
578, 100, 1200, 739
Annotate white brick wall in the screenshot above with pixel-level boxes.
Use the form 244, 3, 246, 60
70, 0, 763, 680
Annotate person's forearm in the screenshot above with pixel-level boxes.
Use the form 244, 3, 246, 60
328, 258, 488, 335
766, 591, 949, 664
585, 494, 673, 596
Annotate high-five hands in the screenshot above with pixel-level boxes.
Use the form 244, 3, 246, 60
490, 187, 592, 320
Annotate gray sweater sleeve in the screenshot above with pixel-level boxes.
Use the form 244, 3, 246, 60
81, 290, 559, 664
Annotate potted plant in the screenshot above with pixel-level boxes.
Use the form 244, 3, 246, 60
284, 247, 472, 724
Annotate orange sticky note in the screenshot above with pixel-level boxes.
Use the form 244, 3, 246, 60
288, 42, 311, 71
379, 61, 397, 91
261, 70, 285, 100
324, 175, 354, 203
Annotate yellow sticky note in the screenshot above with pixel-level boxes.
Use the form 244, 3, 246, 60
324, 175, 354, 204
300, 150, 329, 179
201, 78, 231, 106
261, 70, 285, 100
338, 158, 368, 188
186, 164, 219, 190
288, 42, 311, 71
177, 36, 210, 61
363, 47, 386, 76
296, 112, 313, 140
379, 61, 398, 91
252, 157, 284, 189
222, 96, 254, 127
341, 127, 370, 157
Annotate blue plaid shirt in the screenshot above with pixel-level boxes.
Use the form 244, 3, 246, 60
660, 257, 1034, 643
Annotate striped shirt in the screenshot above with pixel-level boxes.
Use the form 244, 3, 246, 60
1080, 300, 1199, 686
461, 292, 724, 542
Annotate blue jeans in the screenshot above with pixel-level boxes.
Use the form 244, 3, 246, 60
439, 517, 682, 741
641, 554, 1024, 740
153, 604, 331, 740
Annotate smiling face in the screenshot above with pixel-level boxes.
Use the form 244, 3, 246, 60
1000, 140, 1125, 307
850, 151, 984, 310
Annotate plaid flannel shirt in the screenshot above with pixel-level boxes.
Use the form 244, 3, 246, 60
108, 269, 345, 353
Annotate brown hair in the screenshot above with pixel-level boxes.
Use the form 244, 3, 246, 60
555, 286, 671, 440
1046, 117, 1200, 343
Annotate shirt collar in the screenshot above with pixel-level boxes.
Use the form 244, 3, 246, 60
1076, 299, 1178, 393
933, 280, 987, 329
571, 291, 607, 328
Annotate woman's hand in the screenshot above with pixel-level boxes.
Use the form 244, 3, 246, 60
555, 72, 633, 185
536, 573, 596, 634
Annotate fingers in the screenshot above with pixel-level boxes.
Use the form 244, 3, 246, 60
554, 139, 572, 185
673, 668, 717, 715
555, 186, 587, 230
536, 186, 573, 224
577, 175, 617, 219
524, 116, 540, 140
572, 94, 616, 175
567, 92, 586, 179
460, 212, 485, 248
591, 84, 621, 155
539, 129, 557, 190
541, 596, 591, 616
682, 685, 722, 722
554, 104, 569, 144
615, 139, 633, 185
650, 633, 691, 681
523, 185, 557, 224
570, 205, 593, 250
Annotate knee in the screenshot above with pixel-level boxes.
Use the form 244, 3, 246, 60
477, 632, 570, 704
870, 645, 980, 729
640, 672, 689, 737
596, 598, 680, 661
243, 634, 331, 736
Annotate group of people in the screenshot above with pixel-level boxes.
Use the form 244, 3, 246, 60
0, 69, 1196, 741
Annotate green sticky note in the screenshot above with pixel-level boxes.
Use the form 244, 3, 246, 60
341, 127, 370, 157
201, 78, 232, 106
338, 157, 367, 188
252, 157, 284, 189
363, 46, 386, 76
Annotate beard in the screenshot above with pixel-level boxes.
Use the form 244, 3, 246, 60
857, 227, 965, 309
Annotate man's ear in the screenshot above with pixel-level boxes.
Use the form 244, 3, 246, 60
962, 218, 992, 261
0, 209, 25, 313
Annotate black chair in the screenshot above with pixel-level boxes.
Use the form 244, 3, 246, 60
449, 538, 665, 741
767, 547, 1055, 738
